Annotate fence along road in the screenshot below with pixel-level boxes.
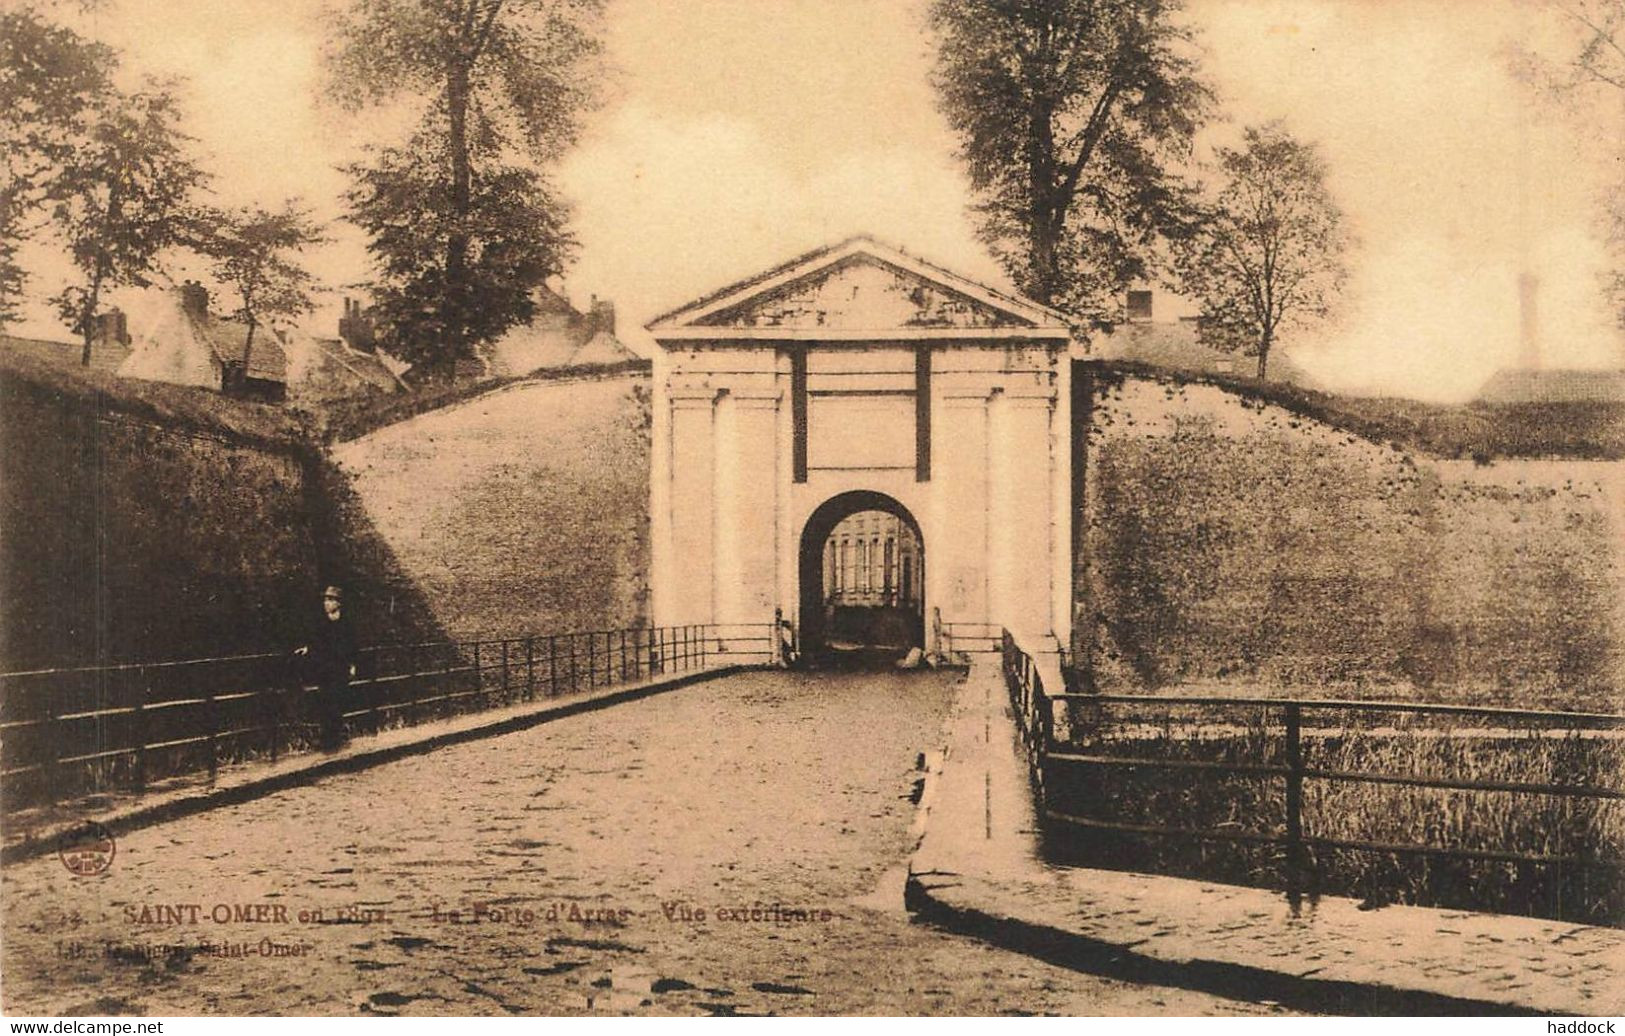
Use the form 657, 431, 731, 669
0, 666, 1289, 1016
0, 623, 776, 813
999, 629, 1625, 923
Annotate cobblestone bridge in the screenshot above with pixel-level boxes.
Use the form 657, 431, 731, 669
1, 669, 1284, 1016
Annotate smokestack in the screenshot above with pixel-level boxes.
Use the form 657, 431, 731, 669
589, 297, 616, 336
1518, 272, 1540, 371
339, 297, 377, 353
94, 308, 129, 346
1126, 289, 1153, 323
179, 280, 209, 320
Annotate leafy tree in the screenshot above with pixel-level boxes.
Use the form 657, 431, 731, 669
0, 5, 118, 328
342, 131, 572, 372
46, 82, 206, 365
1174, 123, 1349, 380
1516, 0, 1625, 94
326, 0, 603, 379
1513, 1, 1625, 327
199, 201, 328, 372
929, 0, 1213, 323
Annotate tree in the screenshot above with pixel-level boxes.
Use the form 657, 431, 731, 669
1174, 123, 1349, 380
342, 132, 572, 372
46, 82, 206, 365
0, 5, 118, 328
326, 0, 603, 379
1513, 1, 1625, 327
929, 0, 1213, 323
199, 201, 327, 373
1516, 0, 1625, 94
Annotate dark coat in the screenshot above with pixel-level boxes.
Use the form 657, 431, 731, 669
307, 611, 357, 689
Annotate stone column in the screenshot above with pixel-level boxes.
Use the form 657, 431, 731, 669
933, 389, 990, 628
992, 388, 1056, 640
714, 391, 781, 625
668, 388, 717, 625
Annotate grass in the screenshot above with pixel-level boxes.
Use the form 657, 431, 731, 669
1044, 698, 1625, 927
1083, 359, 1625, 461
0, 347, 310, 453
316, 358, 650, 442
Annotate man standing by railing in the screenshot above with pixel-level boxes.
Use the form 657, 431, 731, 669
294, 585, 357, 751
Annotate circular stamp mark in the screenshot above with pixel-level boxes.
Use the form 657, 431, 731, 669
57, 819, 116, 877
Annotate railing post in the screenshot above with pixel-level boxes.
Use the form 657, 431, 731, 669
525, 637, 536, 701
135, 667, 150, 792
548, 635, 559, 696
569, 634, 579, 693
267, 671, 280, 765
473, 641, 485, 710
440, 648, 454, 720
206, 689, 218, 785
407, 645, 422, 720
501, 639, 511, 702
1284, 701, 1304, 912
48, 693, 64, 806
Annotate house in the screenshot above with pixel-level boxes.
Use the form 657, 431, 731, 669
481, 287, 640, 378
290, 299, 405, 405
387, 286, 641, 386
1081, 287, 1308, 383
0, 311, 132, 373
119, 282, 289, 402
1476, 367, 1625, 403
115, 285, 402, 405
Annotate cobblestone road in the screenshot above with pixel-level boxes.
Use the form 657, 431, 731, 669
2, 670, 1286, 1016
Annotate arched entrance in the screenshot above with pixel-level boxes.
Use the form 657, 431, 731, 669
798, 491, 924, 664
649, 237, 1074, 666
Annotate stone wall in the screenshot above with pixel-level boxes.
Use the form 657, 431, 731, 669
1, 377, 317, 668
330, 369, 652, 640
0, 353, 448, 669
1078, 370, 1625, 711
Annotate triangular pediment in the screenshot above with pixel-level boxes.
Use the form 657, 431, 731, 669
647, 237, 1067, 336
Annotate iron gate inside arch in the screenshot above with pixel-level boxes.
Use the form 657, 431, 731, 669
797, 491, 924, 663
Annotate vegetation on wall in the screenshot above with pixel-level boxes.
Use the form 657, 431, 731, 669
1086, 359, 1625, 461
1079, 372, 1623, 711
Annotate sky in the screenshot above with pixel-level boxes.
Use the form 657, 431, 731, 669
12, 0, 1625, 400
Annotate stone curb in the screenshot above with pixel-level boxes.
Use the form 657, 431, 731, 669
903, 665, 1598, 1018
905, 871, 1543, 1017
3, 664, 763, 869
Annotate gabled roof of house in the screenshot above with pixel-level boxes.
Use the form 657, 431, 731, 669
201, 317, 287, 383
286, 329, 404, 401
1088, 319, 1308, 384
1, 332, 130, 374
645, 235, 1071, 335
118, 288, 289, 388
1477, 367, 1625, 403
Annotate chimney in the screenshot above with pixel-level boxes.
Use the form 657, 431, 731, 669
1126, 289, 1153, 323
94, 308, 130, 346
179, 280, 210, 320
1518, 271, 1540, 370
338, 296, 377, 353
588, 296, 616, 337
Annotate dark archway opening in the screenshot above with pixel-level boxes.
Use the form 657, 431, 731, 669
798, 491, 924, 667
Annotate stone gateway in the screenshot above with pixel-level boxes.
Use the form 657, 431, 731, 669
647, 237, 1073, 659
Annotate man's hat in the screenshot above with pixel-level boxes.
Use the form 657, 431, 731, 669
323, 585, 343, 601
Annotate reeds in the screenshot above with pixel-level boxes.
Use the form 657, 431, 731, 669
1044, 701, 1624, 925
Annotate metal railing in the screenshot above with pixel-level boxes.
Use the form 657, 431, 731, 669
999, 628, 1625, 921
1, 622, 775, 811
942, 621, 1003, 658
